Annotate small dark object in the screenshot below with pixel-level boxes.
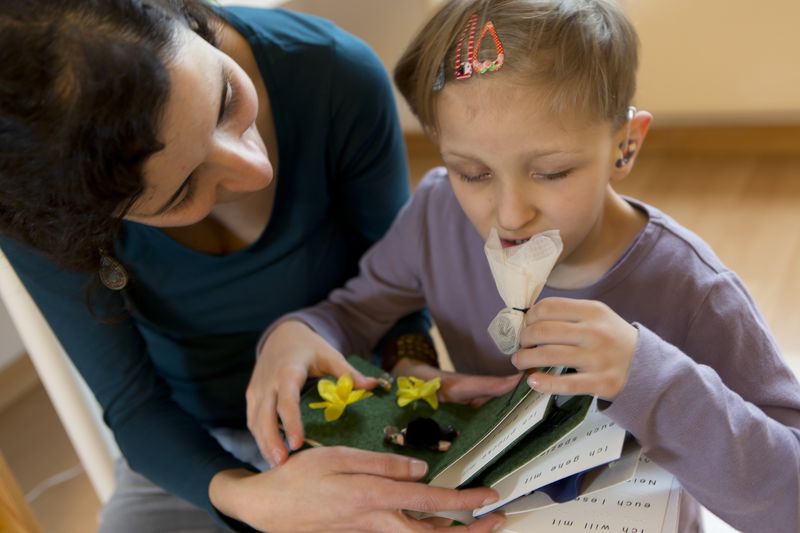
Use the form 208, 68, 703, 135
384, 416, 459, 452
376, 373, 394, 393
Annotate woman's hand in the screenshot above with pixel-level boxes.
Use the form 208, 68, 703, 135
210, 447, 505, 533
248, 320, 378, 467
392, 358, 521, 408
513, 297, 638, 400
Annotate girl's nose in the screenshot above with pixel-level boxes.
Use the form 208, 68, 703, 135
496, 183, 535, 232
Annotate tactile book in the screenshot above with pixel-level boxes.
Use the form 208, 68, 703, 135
299, 356, 678, 529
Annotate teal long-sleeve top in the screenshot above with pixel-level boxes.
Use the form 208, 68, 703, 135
0, 6, 421, 524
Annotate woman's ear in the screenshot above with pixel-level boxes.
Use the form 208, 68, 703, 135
610, 109, 653, 181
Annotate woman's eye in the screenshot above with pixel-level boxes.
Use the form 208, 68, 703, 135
220, 78, 239, 124
169, 175, 196, 213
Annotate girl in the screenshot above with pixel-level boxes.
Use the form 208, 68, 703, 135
255, 1, 800, 531
0, 1, 505, 531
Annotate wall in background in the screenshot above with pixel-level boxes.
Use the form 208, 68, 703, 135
247, 0, 434, 131
231, 0, 800, 129
627, 0, 800, 125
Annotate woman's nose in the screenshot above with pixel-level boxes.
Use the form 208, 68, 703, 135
209, 131, 273, 193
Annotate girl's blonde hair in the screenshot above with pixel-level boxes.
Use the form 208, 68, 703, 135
395, 0, 639, 133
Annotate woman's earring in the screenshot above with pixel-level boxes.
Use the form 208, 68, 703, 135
99, 251, 129, 290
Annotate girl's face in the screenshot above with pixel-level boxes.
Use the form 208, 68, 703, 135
125, 28, 272, 227
436, 78, 648, 280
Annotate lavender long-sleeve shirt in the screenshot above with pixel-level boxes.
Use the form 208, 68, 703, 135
280, 168, 800, 532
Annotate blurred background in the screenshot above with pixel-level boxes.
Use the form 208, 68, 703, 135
1, 1, 797, 531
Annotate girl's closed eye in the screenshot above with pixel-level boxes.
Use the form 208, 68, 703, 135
533, 169, 572, 181
460, 171, 492, 183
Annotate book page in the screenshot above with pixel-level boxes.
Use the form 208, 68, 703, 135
501, 455, 680, 533
502, 439, 642, 515
477, 403, 626, 515
430, 388, 553, 488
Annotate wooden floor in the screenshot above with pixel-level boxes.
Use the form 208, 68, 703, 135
0, 384, 101, 533
0, 126, 798, 533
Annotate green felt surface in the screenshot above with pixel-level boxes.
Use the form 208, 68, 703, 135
300, 356, 592, 486
300, 357, 476, 481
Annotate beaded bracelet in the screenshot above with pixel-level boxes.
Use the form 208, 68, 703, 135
381, 333, 439, 372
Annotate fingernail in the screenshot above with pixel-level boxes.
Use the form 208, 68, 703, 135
527, 376, 539, 389
272, 450, 284, 467
410, 459, 428, 478
482, 495, 498, 507
492, 519, 506, 532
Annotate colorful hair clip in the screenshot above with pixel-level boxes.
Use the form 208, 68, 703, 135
454, 13, 505, 81
432, 63, 446, 91
473, 20, 504, 74
454, 14, 478, 79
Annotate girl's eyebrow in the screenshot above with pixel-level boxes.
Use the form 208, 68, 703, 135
443, 148, 579, 160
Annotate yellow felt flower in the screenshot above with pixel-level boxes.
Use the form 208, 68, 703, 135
309, 374, 372, 421
396, 376, 441, 410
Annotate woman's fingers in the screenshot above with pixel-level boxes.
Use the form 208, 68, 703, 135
247, 390, 280, 466
322, 352, 379, 390
242, 447, 505, 533
325, 446, 429, 480
450, 512, 506, 533
351, 478, 500, 519
252, 390, 287, 466
276, 372, 305, 452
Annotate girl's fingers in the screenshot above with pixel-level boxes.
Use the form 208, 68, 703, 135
527, 369, 600, 396
518, 319, 582, 348
512, 344, 587, 371
527, 297, 612, 322
444, 374, 520, 404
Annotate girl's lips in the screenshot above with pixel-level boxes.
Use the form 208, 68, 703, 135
500, 237, 530, 249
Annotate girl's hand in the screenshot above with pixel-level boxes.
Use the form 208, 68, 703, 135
248, 320, 378, 467
210, 447, 506, 533
513, 297, 638, 400
392, 358, 521, 408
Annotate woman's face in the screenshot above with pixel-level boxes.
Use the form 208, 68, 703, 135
125, 28, 273, 227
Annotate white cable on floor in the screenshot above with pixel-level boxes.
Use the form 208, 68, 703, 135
25, 463, 84, 503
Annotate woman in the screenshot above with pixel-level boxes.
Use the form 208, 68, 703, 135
0, 1, 504, 531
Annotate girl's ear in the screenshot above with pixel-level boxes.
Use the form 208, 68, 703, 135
610, 110, 653, 182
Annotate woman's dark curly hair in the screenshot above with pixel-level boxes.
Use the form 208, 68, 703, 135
0, 0, 219, 272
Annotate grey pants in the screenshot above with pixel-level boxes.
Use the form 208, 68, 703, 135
99, 428, 269, 533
